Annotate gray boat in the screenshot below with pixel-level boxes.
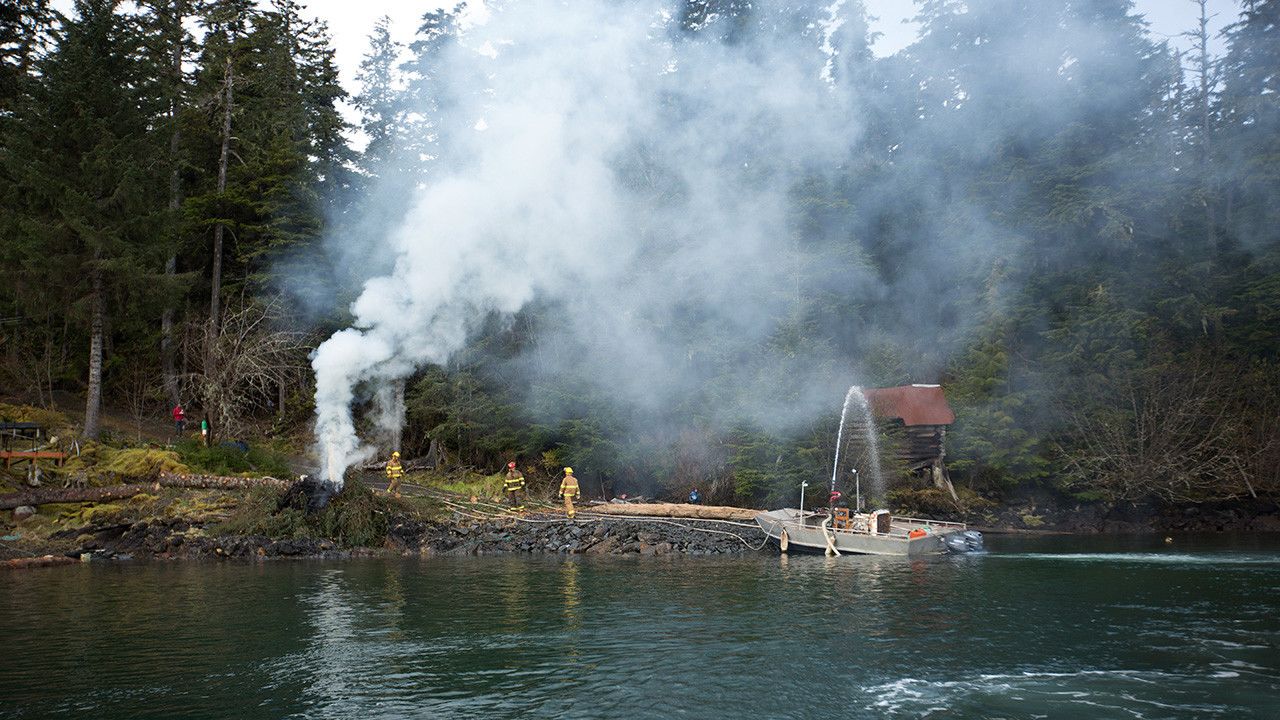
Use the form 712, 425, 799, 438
754, 508, 982, 557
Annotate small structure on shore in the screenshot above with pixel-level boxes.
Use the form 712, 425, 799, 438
863, 384, 957, 499
0, 422, 66, 489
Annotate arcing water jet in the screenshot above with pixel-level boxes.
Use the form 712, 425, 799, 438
831, 384, 884, 507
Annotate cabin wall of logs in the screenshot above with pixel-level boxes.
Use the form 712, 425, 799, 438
882, 421, 947, 474
864, 385, 958, 501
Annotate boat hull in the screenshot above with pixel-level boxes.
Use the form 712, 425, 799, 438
754, 509, 962, 557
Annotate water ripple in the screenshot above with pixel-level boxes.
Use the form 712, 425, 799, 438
2, 538, 1279, 719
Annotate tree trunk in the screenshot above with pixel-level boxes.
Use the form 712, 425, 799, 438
3, 555, 79, 570
587, 502, 759, 521
0, 483, 147, 510
1193, 0, 1216, 250
932, 462, 959, 503
161, 0, 185, 407
210, 57, 233, 334
392, 378, 405, 452
83, 265, 104, 440
426, 438, 441, 468
162, 262, 178, 403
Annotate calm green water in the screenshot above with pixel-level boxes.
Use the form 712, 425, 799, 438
2, 535, 1278, 719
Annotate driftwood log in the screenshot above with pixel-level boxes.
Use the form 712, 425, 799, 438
583, 502, 759, 522
0, 472, 289, 511
1, 554, 79, 570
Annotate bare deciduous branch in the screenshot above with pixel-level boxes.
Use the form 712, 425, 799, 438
1054, 353, 1255, 503
180, 299, 313, 439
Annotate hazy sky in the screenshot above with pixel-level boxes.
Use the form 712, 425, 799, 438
49, 0, 1239, 127
296, 0, 1237, 97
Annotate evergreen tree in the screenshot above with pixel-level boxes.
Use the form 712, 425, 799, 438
401, 3, 464, 173
187, 0, 255, 331
2, 0, 167, 437
0, 0, 57, 114
353, 15, 404, 178
139, 0, 195, 407
185, 0, 349, 307
1219, 0, 1280, 252
1217, 0, 1280, 364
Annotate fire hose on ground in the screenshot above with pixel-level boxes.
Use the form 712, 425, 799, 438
390, 480, 769, 550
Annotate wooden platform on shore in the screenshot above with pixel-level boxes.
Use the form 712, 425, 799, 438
0, 450, 66, 468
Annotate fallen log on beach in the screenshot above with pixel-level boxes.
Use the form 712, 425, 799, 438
583, 502, 759, 522
153, 472, 289, 491
1, 484, 148, 510
0, 473, 289, 510
1, 554, 79, 570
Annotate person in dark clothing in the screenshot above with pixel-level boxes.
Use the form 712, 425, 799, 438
688, 487, 702, 504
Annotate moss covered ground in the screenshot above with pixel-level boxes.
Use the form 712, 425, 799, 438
0, 402, 458, 556
3, 481, 449, 558
887, 485, 998, 523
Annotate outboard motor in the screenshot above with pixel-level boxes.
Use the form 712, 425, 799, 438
945, 530, 985, 553
945, 534, 971, 553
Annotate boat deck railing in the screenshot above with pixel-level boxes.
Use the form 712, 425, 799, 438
773, 510, 965, 538
890, 515, 966, 530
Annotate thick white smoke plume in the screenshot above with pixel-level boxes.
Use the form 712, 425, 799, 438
313, 0, 870, 485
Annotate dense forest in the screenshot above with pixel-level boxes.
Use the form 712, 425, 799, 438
1, 0, 1277, 510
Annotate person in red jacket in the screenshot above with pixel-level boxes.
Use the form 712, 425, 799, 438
171, 404, 186, 436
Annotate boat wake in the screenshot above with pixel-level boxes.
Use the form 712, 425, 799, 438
991, 552, 1280, 566
865, 668, 1251, 718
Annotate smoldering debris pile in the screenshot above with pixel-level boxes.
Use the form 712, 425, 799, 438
278, 475, 335, 513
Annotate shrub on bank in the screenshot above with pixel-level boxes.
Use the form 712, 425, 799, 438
888, 486, 996, 520
173, 439, 292, 477
216, 485, 312, 540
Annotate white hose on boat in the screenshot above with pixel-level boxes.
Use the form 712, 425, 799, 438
820, 515, 840, 557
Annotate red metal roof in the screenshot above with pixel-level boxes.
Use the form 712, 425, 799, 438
864, 385, 955, 426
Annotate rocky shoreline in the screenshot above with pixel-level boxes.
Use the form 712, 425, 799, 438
976, 497, 1280, 535
52, 504, 1280, 564
398, 515, 767, 557
37, 512, 769, 563
9, 488, 1280, 566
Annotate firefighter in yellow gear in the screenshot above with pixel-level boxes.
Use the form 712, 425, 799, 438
503, 461, 526, 513
559, 467, 580, 518
385, 451, 404, 498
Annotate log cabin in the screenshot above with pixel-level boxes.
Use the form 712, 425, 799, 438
863, 384, 958, 499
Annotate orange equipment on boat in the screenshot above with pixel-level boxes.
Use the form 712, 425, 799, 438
833, 507, 850, 530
